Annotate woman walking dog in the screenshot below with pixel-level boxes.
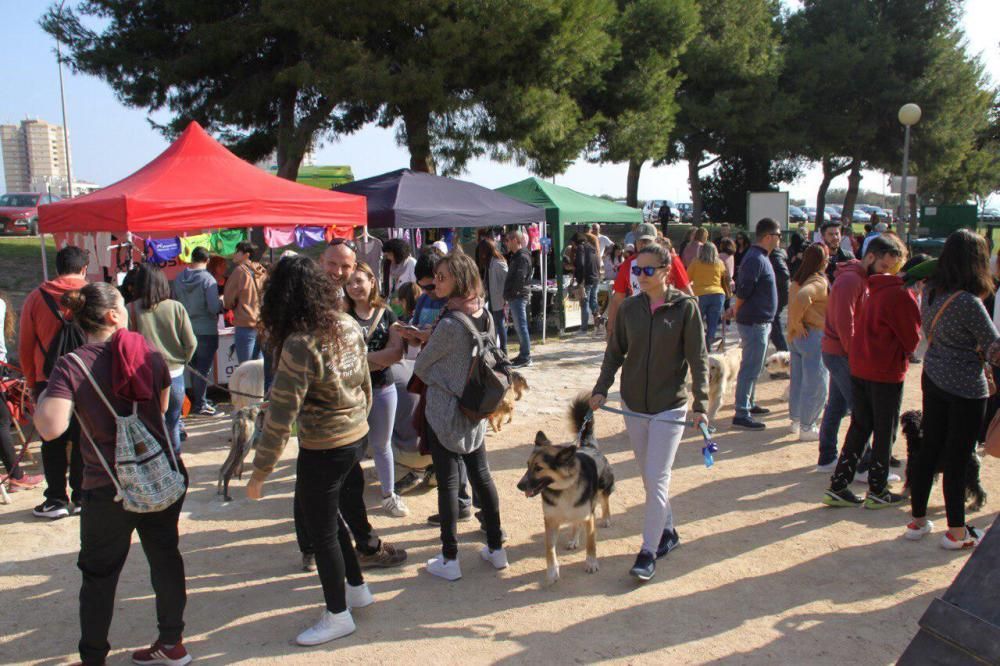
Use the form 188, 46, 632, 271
590, 244, 709, 581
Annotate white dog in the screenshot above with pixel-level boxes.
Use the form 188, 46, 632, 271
229, 359, 265, 411
764, 351, 791, 378
706, 347, 742, 421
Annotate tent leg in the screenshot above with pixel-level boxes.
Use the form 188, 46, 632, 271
540, 222, 547, 344
39, 232, 49, 281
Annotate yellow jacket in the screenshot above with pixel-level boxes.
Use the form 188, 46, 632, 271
687, 259, 727, 297
787, 273, 829, 339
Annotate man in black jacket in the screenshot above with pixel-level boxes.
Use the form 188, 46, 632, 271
769, 245, 790, 352
504, 229, 534, 368
573, 233, 601, 334
821, 221, 855, 285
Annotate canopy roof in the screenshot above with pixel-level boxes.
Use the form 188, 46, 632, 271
38, 122, 367, 234
334, 169, 543, 229
496, 177, 642, 225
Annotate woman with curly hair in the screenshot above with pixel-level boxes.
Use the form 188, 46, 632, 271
0, 291, 42, 490
246, 255, 374, 646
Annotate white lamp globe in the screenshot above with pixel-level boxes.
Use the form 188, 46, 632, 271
898, 103, 922, 126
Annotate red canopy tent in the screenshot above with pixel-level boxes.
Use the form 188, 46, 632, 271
37, 121, 367, 234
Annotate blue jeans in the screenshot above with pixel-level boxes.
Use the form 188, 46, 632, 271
734, 322, 771, 419
789, 329, 828, 429
509, 297, 530, 361
698, 294, 725, 348
190, 334, 219, 411
234, 326, 261, 364
819, 352, 871, 467
165, 374, 186, 452
491, 308, 508, 355
579, 284, 599, 332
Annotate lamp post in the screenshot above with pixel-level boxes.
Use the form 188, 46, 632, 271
898, 103, 921, 240
56, 0, 74, 199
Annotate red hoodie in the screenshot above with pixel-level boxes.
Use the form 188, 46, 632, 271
18, 275, 88, 390
848, 274, 921, 383
822, 260, 868, 357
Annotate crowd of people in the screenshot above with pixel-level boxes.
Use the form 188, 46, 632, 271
3, 215, 995, 664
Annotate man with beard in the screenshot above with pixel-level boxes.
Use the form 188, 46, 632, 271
821, 221, 855, 286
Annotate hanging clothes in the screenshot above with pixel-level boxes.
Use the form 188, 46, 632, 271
528, 224, 542, 252
356, 235, 383, 274
210, 228, 247, 256
145, 237, 182, 263
178, 233, 213, 263
325, 225, 354, 242
264, 226, 296, 248
295, 226, 327, 248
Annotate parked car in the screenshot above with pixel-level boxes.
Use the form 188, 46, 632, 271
979, 208, 1000, 222
788, 205, 808, 224
850, 208, 869, 223
825, 206, 842, 222
676, 202, 693, 222
802, 206, 830, 223
0, 192, 58, 235
642, 199, 682, 224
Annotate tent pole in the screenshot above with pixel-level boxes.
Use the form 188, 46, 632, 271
540, 221, 547, 344
39, 232, 49, 281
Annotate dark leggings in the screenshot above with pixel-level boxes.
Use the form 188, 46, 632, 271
0, 398, 22, 479
910, 374, 985, 528
295, 441, 365, 614
427, 424, 502, 560
830, 377, 902, 494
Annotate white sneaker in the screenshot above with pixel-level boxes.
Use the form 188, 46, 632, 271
381, 493, 410, 517
346, 582, 374, 609
904, 519, 933, 541
789, 421, 800, 435
798, 425, 819, 441
815, 461, 837, 473
480, 546, 509, 570
940, 525, 983, 551
852, 470, 900, 484
426, 554, 462, 580
295, 609, 355, 646
888, 472, 901, 484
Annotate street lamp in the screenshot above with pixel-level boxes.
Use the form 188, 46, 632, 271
55, 0, 74, 199
898, 103, 921, 238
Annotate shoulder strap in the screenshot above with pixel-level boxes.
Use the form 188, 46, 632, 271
67, 353, 122, 419
446, 310, 489, 348
39, 289, 68, 324
928, 291, 962, 347
364, 308, 386, 344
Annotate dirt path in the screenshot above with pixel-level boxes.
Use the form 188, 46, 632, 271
1, 333, 996, 665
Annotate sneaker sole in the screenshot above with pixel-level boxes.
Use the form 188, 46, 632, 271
132, 654, 192, 666
33, 508, 70, 519
863, 499, 905, 510
822, 496, 861, 508
731, 423, 766, 431
904, 530, 929, 541
630, 569, 655, 582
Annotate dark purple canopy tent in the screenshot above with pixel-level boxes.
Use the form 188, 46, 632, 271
333, 169, 543, 229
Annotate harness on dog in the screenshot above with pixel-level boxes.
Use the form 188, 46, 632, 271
596, 406, 719, 468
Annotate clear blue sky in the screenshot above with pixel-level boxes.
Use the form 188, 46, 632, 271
2, 1, 997, 205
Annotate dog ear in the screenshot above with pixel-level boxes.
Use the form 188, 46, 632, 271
555, 445, 577, 464
534, 431, 550, 446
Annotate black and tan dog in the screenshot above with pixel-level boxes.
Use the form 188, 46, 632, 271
900, 409, 987, 511
517, 395, 615, 584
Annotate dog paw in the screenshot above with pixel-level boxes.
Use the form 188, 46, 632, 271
585, 557, 599, 573
565, 537, 580, 550
546, 566, 560, 585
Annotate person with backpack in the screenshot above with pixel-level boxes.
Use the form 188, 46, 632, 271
223, 240, 268, 364
33, 281, 192, 666
1, 290, 43, 492
590, 243, 709, 582
129, 264, 197, 453
247, 255, 374, 646
573, 233, 601, 334
172, 246, 223, 417
413, 252, 508, 581
18, 244, 88, 518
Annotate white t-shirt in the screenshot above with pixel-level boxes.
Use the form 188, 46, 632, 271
389, 256, 417, 294
596, 234, 613, 255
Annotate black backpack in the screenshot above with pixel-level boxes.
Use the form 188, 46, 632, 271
446, 311, 512, 422
37, 290, 86, 377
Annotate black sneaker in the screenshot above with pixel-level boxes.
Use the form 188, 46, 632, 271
732, 415, 766, 430
889, 455, 902, 469
750, 405, 771, 415
394, 470, 425, 496
655, 528, 680, 559
428, 506, 473, 525
32, 499, 70, 519
864, 488, 906, 510
822, 487, 864, 507
629, 550, 656, 581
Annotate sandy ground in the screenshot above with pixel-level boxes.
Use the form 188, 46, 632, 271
1, 332, 997, 665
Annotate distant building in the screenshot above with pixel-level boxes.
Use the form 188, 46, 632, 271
0, 119, 71, 195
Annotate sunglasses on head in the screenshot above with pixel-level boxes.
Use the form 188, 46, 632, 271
631, 264, 667, 277
328, 238, 357, 252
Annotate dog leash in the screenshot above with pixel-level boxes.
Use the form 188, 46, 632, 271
596, 405, 720, 468
184, 363, 268, 408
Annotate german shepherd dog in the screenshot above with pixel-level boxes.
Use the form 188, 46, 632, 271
488, 372, 529, 433
218, 406, 263, 502
900, 410, 987, 511
517, 395, 615, 584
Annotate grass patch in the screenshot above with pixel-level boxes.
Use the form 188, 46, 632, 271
0, 236, 57, 307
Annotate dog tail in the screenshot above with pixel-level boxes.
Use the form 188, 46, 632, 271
510, 372, 529, 400
570, 393, 595, 446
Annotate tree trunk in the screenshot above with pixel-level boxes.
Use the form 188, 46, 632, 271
402, 107, 435, 174
688, 148, 704, 223
842, 159, 862, 225
274, 90, 304, 181
815, 156, 852, 232
626, 158, 642, 208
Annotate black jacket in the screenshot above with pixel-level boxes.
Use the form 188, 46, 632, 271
825, 245, 855, 286
769, 248, 791, 308
503, 248, 533, 301
574, 241, 600, 286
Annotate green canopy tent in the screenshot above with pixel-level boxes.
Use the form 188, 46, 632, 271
496, 177, 643, 335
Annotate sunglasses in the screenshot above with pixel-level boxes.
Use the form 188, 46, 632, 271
631, 264, 668, 277
328, 238, 357, 252
420, 282, 437, 291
